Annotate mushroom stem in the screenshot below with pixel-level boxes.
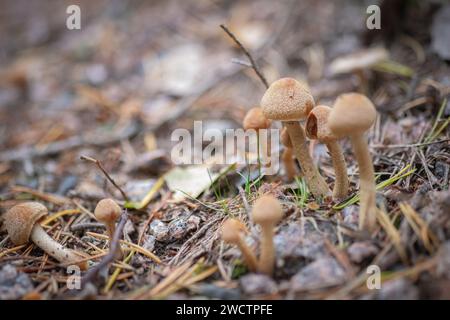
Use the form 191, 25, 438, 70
106, 223, 116, 240
281, 147, 296, 180
284, 121, 330, 198
30, 225, 87, 270
258, 227, 275, 275
236, 236, 258, 272
106, 222, 123, 259
325, 141, 349, 200
350, 134, 377, 231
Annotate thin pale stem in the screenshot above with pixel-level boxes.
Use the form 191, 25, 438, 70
236, 236, 258, 272
351, 134, 377, 231
326, 141, 349, 200
31, 225, 87, 269
258, 227, 275, 275
285, 121, 330, 198
107, 223, 123, 259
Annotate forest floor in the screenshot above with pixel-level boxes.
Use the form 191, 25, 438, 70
0, 0, 449, 300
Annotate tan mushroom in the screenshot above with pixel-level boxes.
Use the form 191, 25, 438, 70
243, 107, 272, 168
328, 93, 377, 231
280, 127, 297, 180
252, 195, 283, 275
306, 105, 349, 200
4, 202, 87, 270
261, 78, 330, 198
94, 198, 123, 258
221, 218, 258, 272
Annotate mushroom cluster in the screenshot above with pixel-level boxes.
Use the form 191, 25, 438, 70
221, 194, 283, 276
256, 77, 378, 232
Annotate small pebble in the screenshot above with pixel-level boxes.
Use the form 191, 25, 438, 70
149, 219, 169, 242
0, 265, 34, 300
240, 274, 278, 296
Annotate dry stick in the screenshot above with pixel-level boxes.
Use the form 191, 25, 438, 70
80, 210, 128, 287
80, 155, 129, 201
220, 24, 269, 89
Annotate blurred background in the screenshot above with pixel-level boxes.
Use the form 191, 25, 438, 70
0, 0, 449, 192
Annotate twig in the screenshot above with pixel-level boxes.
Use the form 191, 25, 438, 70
81, 210, 128, 287
70, 222, 105, 232
220, 24, 269, 89
80, 155, 129, 201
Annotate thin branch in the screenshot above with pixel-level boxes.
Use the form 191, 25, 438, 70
80, 155, 129, 201
81, 210, 128, 287
220, 24, 269, 89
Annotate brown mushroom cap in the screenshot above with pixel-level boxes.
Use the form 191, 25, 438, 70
4, 202, 48, 245
221, 218, 246, 243
252, 195, 283, 226
328, 93, 377, 138
243, 107, 271, 130
306, 105, 337, 142
280, 127, 293, 148
94, 198, 121, 224
261, 78, 315, 121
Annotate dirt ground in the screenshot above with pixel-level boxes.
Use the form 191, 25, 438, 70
0, 0, 449, 300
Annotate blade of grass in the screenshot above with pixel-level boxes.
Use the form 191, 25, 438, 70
333, 164, 415, 210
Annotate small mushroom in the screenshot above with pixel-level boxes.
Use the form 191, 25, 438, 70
4, 202, 87, 269
221, 218, 258, 272
252, 195, 283, 275
280, 127, 297, 180
328, 93, 378, 231
261, 78, 330, 198
243, 107, 272, 167
306, 105, 349, 200
94, 198, 123, 258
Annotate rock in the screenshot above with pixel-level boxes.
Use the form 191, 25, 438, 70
347, 241, 379, 264
149, 219, 169, 242
240, 274, 278, 296
375, 278, 419, 300
341, 205, 359, 226
195, 284, 241, 300
168, 217, 188, 240
187, 215, 200, 232
123, 179, 157, 203
0, 265, 34, 300
290, 257, 347, 291
437, 241, 450, 279
431, 5, 450, 60
142, 234, 156, 252
274, 224, 327, 261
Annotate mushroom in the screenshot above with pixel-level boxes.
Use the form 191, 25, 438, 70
328, 93, 377, 231
252, 195, 283, 275
94, 198, 123, 258
221, 218, 258, 272
4, 202, 88, 269
261, 78, 330, 198
243, 107, 272, 168
280, 127, 297, 180
328, 47, 389, 93
306, 105, 349, 200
